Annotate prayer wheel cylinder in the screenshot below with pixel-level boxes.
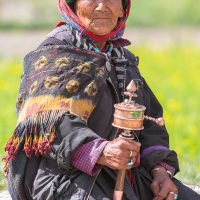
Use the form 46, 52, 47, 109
112, 103, 146, 130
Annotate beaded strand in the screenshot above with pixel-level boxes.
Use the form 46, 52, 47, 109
93, 42, 113, 57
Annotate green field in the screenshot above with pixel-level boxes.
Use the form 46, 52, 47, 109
0, 44, 200, 190
1, 0, 200, 30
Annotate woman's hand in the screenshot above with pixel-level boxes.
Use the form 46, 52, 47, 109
151, 166, 178, 200
96, 137, 141, 170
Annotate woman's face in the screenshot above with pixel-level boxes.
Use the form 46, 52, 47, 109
74, 0, 124, 35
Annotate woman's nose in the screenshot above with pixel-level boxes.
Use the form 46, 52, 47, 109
96, 1, 107, 11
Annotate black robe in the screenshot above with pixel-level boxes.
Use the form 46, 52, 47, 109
7, 25, 200, 200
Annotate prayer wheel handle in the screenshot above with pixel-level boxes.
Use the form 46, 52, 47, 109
112, 80, 165, 200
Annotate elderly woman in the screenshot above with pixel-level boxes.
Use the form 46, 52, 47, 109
4, 0, 200, 200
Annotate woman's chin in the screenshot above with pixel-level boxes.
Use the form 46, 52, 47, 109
91, 29, 112, 36
88, 25, 113, 36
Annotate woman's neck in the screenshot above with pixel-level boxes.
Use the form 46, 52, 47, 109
94, 42, 106, 51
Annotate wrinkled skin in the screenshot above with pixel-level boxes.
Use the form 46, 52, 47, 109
74, 0, 124, 35
74, 0, 124, 50
97, 137, 141, 170
151, 166, 178, 200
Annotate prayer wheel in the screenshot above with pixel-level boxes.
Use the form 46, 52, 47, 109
112, 80, 164, 200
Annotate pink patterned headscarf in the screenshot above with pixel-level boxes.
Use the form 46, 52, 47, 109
58, 0, 131, 43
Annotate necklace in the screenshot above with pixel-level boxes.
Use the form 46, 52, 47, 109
92, 42, 113, 56
93, 42, 113, 72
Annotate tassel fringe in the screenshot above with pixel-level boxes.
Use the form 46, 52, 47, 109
3, 110, 66, 177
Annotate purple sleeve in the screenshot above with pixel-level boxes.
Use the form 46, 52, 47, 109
70, 138, 109, 176
159, 161, 176, 176
141, 145, 169, 159
141, 145, 175, 176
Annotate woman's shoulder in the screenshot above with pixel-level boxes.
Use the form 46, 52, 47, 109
123, 48, 139, 67
37, 23, 73, 48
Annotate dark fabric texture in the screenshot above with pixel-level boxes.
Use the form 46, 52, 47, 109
4, 44, 108, 165
7, 27, 200, 200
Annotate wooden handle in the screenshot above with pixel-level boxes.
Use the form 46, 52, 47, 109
113, 170, 126, 200
115, 170, 126, 191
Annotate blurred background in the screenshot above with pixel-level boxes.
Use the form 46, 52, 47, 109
0, 0, 200, 190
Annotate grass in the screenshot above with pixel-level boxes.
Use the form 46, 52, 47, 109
0, 59, 22, 147
0, 44, 200, 189
127, 0, 200, 27
1, 0, 200, 30
0, 59, 22, 190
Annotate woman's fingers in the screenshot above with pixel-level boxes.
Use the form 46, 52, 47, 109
165, 192, 179, 200
97, 137, 141, 170
151, 179, 161, 199
151, 168, 178, 200
120, 137, 141, 152
154, 191, 178, 200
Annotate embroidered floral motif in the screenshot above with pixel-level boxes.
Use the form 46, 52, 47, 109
66, 79, 80, 93
29, 81, 38, 94
34, 56, 48, 70
16, 93, 25, 109
84, 81, 97, 96
44, 76, 59, 89
77, 62, 91, 73
95, 67, 105, 76
3, 46, 107, 178
55, 57, 71, 68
